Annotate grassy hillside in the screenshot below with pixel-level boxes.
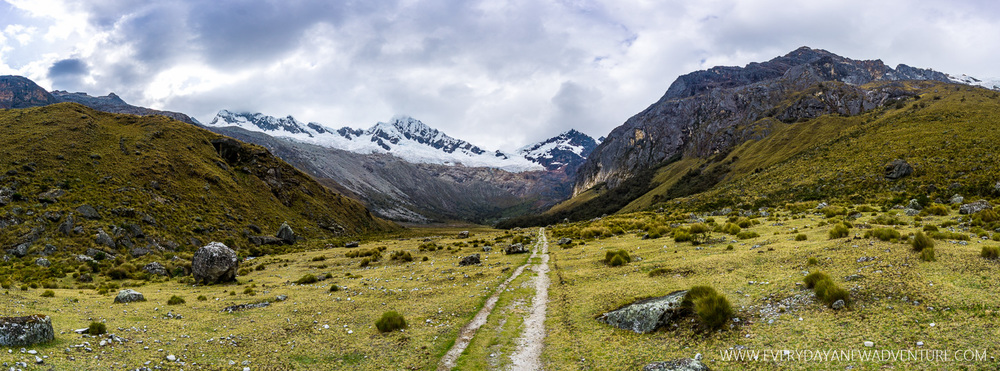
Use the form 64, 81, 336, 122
0, 103, 396, 283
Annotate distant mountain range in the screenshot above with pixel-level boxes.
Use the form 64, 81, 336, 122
207, 110, 597, 173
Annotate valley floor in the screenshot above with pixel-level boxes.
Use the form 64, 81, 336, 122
4, 208, 1000, 370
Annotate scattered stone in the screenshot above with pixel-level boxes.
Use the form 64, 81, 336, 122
556, 238, 572, 245
42, 211, 62, 222
274, 295, 287, 302
276, 222, 295, 244
34, 258, 50, 267
642, 358, 711, 371
223, 302, 270, 313
458, 254, 481, 266
0, 315, 55, 346
777, 304, 787, 313
884, 159, 913, 180
597, 290, 686, 333
114, 289, 146, 304
844, 274, 865, 281
917, 341, 924, 347
95, 228, 116, 249
143, 262, 168, 276
75, 205, 101, 220
482, 245, 492, 252
904, 208, 919, 216
37, 189, 66, 203
35, 355, 43, 364
166, 354, 177, 362
457, 231, 469, 239
831, 300, 846, 310
6, 243, 29, 258
192, 242, 238, 284
76, 255, 95, 263
503, 243, 529, 254
345, 241, 360, 248
960, 200, 993, 215
864, 341, 874, 347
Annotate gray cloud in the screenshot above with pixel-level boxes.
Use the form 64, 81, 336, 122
47, 58, 89, 91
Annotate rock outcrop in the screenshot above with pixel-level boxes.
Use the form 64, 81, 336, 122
885, 159, 913, 180
192, 242, 238, 284
504, 243, 529, 254
276, 222, 295, 244
0, 315, 55, 346
143, 262, 168, 276
458, 254, 481, 266
960, 200, 993, 215
597, 290, 687, 333
114, 289, 146, 303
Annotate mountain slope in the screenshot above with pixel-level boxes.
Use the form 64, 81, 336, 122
0, 75, 59, 109
0, 103, 395, 263
50, 90, 200, 126
518, 129, 598, 171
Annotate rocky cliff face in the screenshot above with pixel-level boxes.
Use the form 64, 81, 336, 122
574, 47, 952, 195
0, 76, 58, 109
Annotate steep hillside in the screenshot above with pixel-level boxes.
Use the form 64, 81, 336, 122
0, 103, 395, 279
51, 90, 200, 126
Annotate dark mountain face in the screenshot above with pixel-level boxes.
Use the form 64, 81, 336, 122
574, 47, 953, 195
0, 76, 58, 109
519, 129, 598, 172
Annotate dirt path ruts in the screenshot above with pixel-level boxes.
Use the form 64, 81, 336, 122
508, 228, 550, 370
437, 238, 536, 371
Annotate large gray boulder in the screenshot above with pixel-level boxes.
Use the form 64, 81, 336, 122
0, 315, 55, 346
57, 213, 75, 235
114, 289, 146, 303
95, 228, 116, 248
960, 200, 993, 215
75, 204, 101, 220
643, 358, 711, 371
458, 254, 480, 266
597, 290, 687, 334
192, 242, 238, 284
884, 159, 913, 180
276, 222, 295, 244
143, 262, 168, 276
504, 243, 529, 254
457, 230, 470, 238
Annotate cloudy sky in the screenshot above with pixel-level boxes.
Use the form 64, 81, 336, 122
2, 0, 998, 151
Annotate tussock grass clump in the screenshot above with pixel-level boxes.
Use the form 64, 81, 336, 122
920, 248, 936, 262
167, 295, 185, 305
872, 215, 906, 225
682, 285, 734, 331
981, 246, 1000, 260
197, 295, 207, 301
923, 225, 939, 232
804, 271, 849, 308
41, 290, 54, 297
796, 234, 808, 241
912, 231, 934, 251
329, 284, 340, 292
375, 311, 407, 333
311, 255, 326, 262
390, 251, 413, 262
930, 231, 970, 241
648, 268, 669, 277
828, 223, 850, 239
243, 288, 256, 296
673, 230, 692, 242
803, 272, 831, 289
417, 242, 440, 252
294, 274, 319, 285
736, 231, 759, 239
346, 247, 385, 259
865, 228, 901, 242
922, 204, 949, 216
604, 249, 631, 267
87, 322, 107, 335
720, 223, 741, 235
807, 257, 819, 266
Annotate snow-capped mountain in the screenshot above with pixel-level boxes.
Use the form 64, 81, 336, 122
948, 73, 1000, 91
207, 111, 555, 172
518, 129, 598, 171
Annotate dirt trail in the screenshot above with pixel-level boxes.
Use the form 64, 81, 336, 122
437, 235, 538, 370
508, 227, 550, 370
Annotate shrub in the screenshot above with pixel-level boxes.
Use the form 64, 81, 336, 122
237, 268, 250, 276
167, 295, 185, 305
814, 279, 850, 307
795, 234, 807, 241
243, 288, 256, 296
390, 251, 413, 262
87, 322, 107, 335
648, 268, 669, 277
330, 284, 340, 292
721, 223, 741, 235
682, 286, 733, 331
865, 228, 901, 242
922, 204, 949, 216
930, 231, 970, 241
41, 290, 54, 297
912, 231, 934, 251
197, 295, 207, 301
807, 257, 819, 266
725, 245, 734, 250
375, 311, 408, 332
828, 223, 849, 239
107, 268, 130, 280
359, 258, 370, 267
923, 225, 939, 232
294, 274, 318, 285
312, 255, 326, 262
981, 246, 1000, 260
689, 223, 710, 241
920, 247, 936, 262
736, 231, 759, 239
255, 264, 266, 271
803, 272, 831, 289
604, 250, 631, 266
673, 230, 692, 242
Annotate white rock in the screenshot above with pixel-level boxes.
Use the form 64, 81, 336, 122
917, 341, 924, 347
35, 355, 43, 364
694, 353, 703, 360
863, 341, 874, 347
166, 354, 177, 362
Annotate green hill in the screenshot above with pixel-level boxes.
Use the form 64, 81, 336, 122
0, 103, 396, 283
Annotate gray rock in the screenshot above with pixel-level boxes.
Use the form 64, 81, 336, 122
885, 159, 913, 180
248, 235, 283, 246
482, 245, 492, 252
0, 315, 55, 346
950, 194, 964, 205
831, 299, 846, 310
75, 204, 101, 220
597, 290, 686, 333
34, 258, 50, 267
457, 230, 470, 238
907, 199, 923, 210
904, 208, 919, 216
458, 254, 481, 266
114, 289, 146, 303
222, 301, 270, 312
130, 247, 151, 258
95, 228, 115, 249
643, 358, 711, 371
556, 238, 573, 245
276, 222, 295, 244
76, 254, 95, 263
6, 243, 29, 258
192, 242, 238, 284
345, 241, 360, 248
960, 200, 993, 215
85, 248, 113, 260
42, 211, 62, 222
844, 274, 865, 281
57, 213, 75, 235
143, 262, 168, 276
503, 243, 529, 254
40, 244, 58, 256
37, 189, 65, 203
0, 187, 12, 206
166, 354, 177, 362
275, 295, 288, 302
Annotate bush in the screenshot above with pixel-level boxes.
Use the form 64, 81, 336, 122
912, 231, 934, 251
41, 290, 54, 297
721, 223, 741, 235
682, 286, 733, 331
922, 204, 949, 216
725, 245, 734, 250
923, 225, 939, 232
865, 228, 901, 242
87, 322, 107, 335
312, 255, 326, 262
167, 295, 185, 305
390, 251, 413, 262
673, 230, 692, 242
648, 268, 669, 277
795, 234, 807, 241
107, 268, 130, 280
828, 223, 849, 239
930, 231, 970, 241
375, 311, 408, 332
197, 295, 207, 301
814, 279, 850, 307
981, 246, 1000, 260
243, 287, 256, 296
294, 274, 318, 285
803, 272, 831, 289
604, 250, 631, 266
330, 284, 340, 292
920, 247, 936, 262
736, 231, 759, 239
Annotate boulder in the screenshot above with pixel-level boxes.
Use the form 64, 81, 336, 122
960, 200, 993, 215
950, 194, 965, 205
643, 358, 711, 371
557, 238, 573, 245
95, 228, 116, 249
482, 245, 492, 252
192, 242, 238, 284
86, 248, 114, 260
114, 289, 146, 303
884, 159, 913, 180
76, 254, 95, 263
276, 222, 295, 244
130, 247, 151, 258
75, 204, 101, 220
904, 208, 919, 216
6, 243, 28, 258
504, 243, 529, 254
248, 235, 284, 246
457, 231, 470, 238
0, 315, 55, 346
34, 258, 50, 267
831, 299, 846, 310
40, 244, 58, 256
57, 213, 76, 235
907, 199, 923, 210
597, 290, 686, 333
458, 254, 481, 266
143, 262, 168, 276
345, 241, 360, 248
37, 189, 65, 203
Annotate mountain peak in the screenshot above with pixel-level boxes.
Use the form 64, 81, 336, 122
519, 129, 598, 171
